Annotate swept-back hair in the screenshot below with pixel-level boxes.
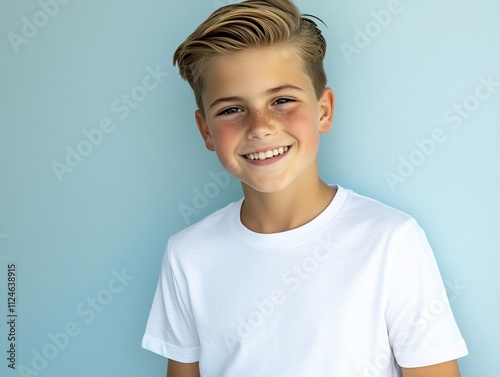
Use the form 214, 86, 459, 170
173, 0, 327, 112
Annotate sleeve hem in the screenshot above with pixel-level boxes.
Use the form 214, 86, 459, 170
396, 340, 468, 368
141, 334, 200, 363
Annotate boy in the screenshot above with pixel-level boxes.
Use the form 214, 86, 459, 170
142, 0, 468, 376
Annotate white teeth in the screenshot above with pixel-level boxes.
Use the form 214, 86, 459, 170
245, 146, 290, 160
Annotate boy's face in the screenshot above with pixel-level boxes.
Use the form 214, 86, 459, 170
195, 46, 334, 194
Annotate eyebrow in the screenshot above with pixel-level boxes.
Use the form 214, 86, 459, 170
207, 84, 304, 111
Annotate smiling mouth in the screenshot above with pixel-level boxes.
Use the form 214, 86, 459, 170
244, 146, 290, 161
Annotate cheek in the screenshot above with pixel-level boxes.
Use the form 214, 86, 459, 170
211, 125, 237, 149
209, 125, 241, 164
282, 108, 320, 150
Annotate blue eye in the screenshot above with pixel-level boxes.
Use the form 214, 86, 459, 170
274, 98, 295, 105
218, 107, 242, 116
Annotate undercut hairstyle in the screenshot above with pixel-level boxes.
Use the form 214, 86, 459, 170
173, 0, 327, 113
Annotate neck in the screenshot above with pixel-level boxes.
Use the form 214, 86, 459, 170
240, 168, 336, 234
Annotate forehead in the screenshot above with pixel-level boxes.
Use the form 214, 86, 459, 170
201, 46, 314, 101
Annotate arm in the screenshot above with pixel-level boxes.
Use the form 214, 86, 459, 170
167, 359, 200, 377
402, 360, 461, 377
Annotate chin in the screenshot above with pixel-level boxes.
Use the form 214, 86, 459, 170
242, 178, 294, 194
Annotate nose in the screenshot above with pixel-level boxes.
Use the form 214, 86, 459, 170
246, 109, 277, 139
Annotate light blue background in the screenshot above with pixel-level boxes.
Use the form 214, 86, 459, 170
0, 0, 498, 376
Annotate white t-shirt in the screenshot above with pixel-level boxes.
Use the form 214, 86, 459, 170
142, 186, 468, 376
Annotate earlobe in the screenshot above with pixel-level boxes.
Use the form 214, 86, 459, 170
195, 109, 215, 151
318, 88, 335, 134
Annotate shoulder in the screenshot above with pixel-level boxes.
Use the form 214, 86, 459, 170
340, 186, 414, 228
335, 187, 431, 256
328, 187, 429, 263
167, 198, 241, 257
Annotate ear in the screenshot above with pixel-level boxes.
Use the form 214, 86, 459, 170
195, 109, 215, 151
318, 88, 335, 134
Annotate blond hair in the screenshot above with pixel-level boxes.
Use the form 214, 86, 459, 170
173, 0, 327, 112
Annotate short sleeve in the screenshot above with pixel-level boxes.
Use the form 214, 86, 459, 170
141, 241, 200, 362
385, 219, 468, 367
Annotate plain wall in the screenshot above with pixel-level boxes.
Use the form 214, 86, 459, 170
0, 0, 499, 376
